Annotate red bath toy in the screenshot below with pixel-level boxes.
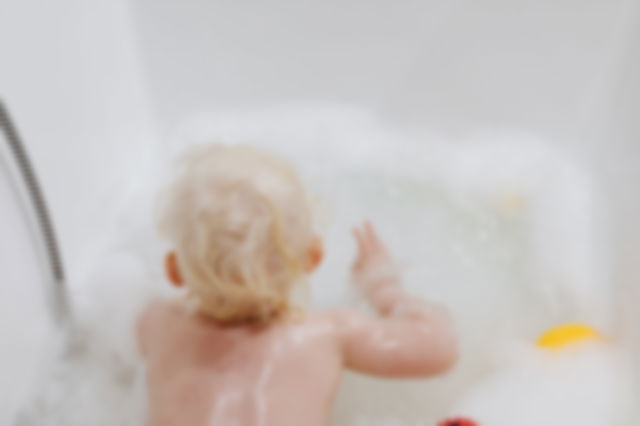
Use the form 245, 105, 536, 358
437, 418, 478, 426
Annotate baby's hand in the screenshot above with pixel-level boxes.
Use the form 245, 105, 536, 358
351, 221, 402, 295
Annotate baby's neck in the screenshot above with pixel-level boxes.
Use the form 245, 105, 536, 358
174, 296, 304, 328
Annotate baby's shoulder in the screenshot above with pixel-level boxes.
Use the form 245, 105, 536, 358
305, 308, 366, 326
140, 299, 172, 319
296, 309, 362, 335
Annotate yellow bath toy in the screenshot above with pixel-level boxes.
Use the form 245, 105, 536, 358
536, 324, 602, 349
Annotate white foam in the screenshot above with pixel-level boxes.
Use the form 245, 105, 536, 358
447, 343, 630, 426
16, 105, 632, 425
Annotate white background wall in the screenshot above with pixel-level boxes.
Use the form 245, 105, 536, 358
0, 0, 156, 422
132, 0, 635, 141
0, 0, 157, 278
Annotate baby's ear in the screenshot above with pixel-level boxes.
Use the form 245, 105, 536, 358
306, 236, 324, 272
165, 252, 184, 287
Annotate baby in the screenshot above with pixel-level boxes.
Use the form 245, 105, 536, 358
137, 145, 458, 426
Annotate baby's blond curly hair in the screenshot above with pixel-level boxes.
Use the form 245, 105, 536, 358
158, 144, 314, 324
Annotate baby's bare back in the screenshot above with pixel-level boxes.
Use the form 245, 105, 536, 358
140, 301, 343, 426
140, 223, 459, 425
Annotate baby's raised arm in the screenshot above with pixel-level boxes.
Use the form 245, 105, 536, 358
332, 222, 458, 377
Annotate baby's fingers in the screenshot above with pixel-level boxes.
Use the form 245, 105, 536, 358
363, 221, 380, 248
352, 228, 365, 256
363, 221, 388, 254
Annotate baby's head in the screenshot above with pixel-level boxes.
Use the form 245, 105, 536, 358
158, 144, 323, 324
